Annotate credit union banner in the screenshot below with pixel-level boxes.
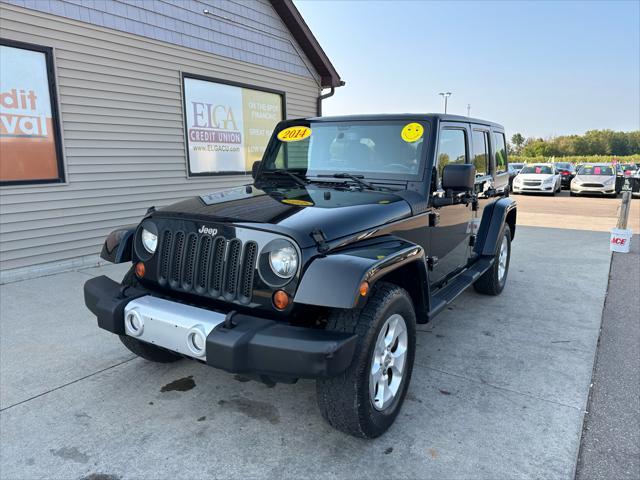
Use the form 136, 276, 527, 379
183, 76, 283, 175
0, 43, 63, 184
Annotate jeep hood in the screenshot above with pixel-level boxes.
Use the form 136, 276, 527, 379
574, 174, 615, 183
153, 185, 413, 248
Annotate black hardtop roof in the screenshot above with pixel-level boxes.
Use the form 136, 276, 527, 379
301, 113, 504, 130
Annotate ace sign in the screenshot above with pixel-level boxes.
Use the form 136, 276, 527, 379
182, 75, 283, 175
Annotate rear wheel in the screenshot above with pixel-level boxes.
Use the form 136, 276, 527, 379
474, 225, 511, 295
118, 267, 182, 363
316, 282, 416, 438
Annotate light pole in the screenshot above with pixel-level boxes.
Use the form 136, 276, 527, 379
466, 104, 471, 117
438, 92, 452, 114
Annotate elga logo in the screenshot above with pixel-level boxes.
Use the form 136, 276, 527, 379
198, 225, 218, 236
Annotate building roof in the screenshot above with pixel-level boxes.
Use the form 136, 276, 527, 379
269, 0, 343, 89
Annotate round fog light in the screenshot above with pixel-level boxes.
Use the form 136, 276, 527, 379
125, 310, 144, 337
186, 326, 207, 357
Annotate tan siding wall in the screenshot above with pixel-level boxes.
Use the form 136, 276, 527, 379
0, 4, 320, 275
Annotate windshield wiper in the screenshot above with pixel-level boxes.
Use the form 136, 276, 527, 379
317, 172, 377, 190
262, 169, 308, 187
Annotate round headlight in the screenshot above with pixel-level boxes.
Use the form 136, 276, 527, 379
269, 245, 298, 278
141, 228, 157, 254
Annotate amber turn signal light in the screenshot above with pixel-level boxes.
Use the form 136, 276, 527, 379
273, 290, 290, 310
359, 281, 369, 297
135, 262, 145, 277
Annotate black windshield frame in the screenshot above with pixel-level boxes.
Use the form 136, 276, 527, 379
260, 119, 432, 183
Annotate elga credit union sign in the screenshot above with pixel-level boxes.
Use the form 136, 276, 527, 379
183, 76, 283, 175
0, 42, 64, 185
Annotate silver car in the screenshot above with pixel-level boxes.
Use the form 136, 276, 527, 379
570, 164, 617, 197
512, 163, 562, 195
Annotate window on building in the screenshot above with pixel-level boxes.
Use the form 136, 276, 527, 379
182, 74, 284, 176
493, 131, 508, 174
437, 128, 467, 180
0, 39, 65, 186
472, 130, 490, 177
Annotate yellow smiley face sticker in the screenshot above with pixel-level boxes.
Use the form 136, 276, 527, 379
282, 199, 314, 206
401, 123, 424, 143
277, 126, 312, 142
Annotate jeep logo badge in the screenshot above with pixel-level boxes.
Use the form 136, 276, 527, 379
198, 225, 218, 236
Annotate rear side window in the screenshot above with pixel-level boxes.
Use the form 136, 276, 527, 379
437, 129, 467, 180
472, 130, 489, 177
493, 132, 508, 174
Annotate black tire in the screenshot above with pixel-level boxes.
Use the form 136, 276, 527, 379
118, 267, 182, 363
473, 225, 511, 296
316, 282, 416, 438
570, 191, 575, 197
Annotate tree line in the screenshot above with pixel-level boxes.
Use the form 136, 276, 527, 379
510, 130, 640, 157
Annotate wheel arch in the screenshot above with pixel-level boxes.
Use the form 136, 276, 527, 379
475, 198, 517, 256
100, 226, 137, 263
294, 238, 429, 321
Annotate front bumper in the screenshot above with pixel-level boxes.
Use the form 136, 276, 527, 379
570, 184, 616, 195
512, 183, 555, 193
84, 276, 357, 381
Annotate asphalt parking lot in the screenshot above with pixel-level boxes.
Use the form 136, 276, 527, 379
514, 190, 640, 232
0, 194, 634, 479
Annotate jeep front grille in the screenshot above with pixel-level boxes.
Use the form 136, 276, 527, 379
157, 230, 258, 304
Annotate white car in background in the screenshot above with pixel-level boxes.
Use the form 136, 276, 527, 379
512, 163, 562, 195
570, 164, 617, 197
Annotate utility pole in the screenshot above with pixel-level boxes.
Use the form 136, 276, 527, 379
438, 92, 452, 114
466, 104, 471, 117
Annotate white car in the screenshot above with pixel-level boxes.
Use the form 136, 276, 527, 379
512, 164, 562, 195
570, 164, 617, 197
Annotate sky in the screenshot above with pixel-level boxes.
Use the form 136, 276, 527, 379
294, 0, 640, 139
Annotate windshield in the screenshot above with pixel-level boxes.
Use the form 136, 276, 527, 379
620, 164, 638, 171
555, 162, 572, 169
521, 165, 553, 175
511, 163, 524, 169
578, 165, 614, 175
263, 121, 427, 180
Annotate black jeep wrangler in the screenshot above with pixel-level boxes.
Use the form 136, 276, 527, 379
84, 114, 516, 438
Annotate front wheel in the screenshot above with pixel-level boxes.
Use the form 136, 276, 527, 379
474, 225, 511, 295
316, 282, 416, 438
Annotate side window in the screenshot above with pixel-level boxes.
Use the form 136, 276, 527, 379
493, 132, 508, 174
472, 130, 489, 177
437, 128, 468, 181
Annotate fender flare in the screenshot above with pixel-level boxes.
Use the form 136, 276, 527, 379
100, 226, 136, 263
474, 198, 517, 256
294, 238, 428, 310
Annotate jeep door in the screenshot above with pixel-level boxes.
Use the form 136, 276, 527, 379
471, 127, 493, 222
428, 123, 474, 285
471, 126, 510, 223
491, 129, 510, 193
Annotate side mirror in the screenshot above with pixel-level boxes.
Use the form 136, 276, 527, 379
442, 164, 476, 192
251, 161, 261, 179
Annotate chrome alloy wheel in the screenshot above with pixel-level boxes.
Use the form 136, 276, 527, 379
370, 314, 408, 411
498, 234, 509, 282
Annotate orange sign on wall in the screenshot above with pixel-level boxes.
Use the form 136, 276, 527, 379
0, 41, 64, 185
